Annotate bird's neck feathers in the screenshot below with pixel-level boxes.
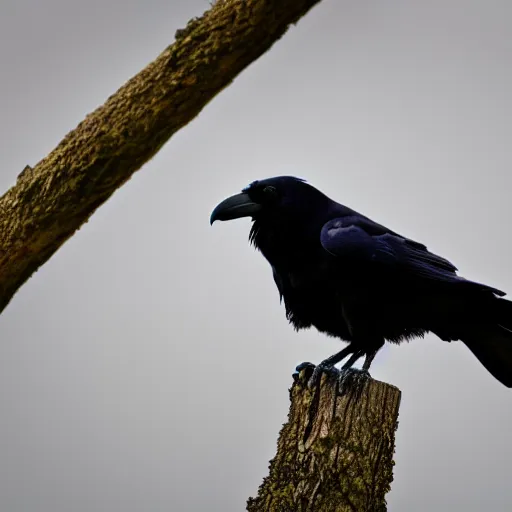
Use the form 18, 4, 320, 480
249, 201, 335, 266
247, 180, 348, 266
249, 219, 303, 267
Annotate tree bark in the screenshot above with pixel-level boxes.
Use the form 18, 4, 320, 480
247, 367, 401, 512
0, 0, 323, 313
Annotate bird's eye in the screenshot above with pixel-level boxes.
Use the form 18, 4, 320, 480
247, 184, 279, 204
263, 186, 277, 198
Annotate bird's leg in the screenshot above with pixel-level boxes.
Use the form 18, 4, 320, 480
316, 344, 356, 368
304, 344, 356, 389
362, 349, 379, 371
341, 350, 364, 369
335, 343, 383, 397
360, 338, 385, 372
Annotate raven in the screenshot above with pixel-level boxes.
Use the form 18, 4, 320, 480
210, 176, 512, 388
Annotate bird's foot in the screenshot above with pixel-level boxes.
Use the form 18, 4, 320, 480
338, 367, 372, 397
294, 361, 316, 375
340, 367, 371, 378
294, 361, 340, 389
293, 361, 315, 385
294, 362, 372, 396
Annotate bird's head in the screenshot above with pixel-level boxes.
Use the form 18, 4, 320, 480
210, 176, 330, 226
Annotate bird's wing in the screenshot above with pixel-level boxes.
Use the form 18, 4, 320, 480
320, 215, 459, 282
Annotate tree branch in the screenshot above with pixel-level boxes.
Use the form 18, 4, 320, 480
247, 368, 401, 511
0, 0, 323, 313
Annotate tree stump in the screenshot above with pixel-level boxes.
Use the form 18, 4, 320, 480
247, 367, 401, 512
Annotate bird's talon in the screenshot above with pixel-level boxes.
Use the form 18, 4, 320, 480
295, 361, 315, 373
340, 367, 371, 381
343, 367, 370, 376
337, 367, 372, 397
293, 362, 316, 384
307, 364, 339, 389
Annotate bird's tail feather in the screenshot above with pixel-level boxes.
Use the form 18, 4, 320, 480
461, 298, 512, 388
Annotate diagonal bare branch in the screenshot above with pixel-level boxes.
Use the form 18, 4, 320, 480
0, 0, 323, 313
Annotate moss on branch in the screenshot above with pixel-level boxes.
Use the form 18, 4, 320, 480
0, 0, 324, 312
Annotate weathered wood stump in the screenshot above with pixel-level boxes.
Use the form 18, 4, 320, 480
247, 366, 401, 512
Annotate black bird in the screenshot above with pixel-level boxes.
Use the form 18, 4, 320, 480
210, 176, 512, 388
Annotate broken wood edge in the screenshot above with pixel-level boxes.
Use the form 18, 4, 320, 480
247, 367, 401, 511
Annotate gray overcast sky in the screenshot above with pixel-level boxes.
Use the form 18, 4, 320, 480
1, 0, 512, 510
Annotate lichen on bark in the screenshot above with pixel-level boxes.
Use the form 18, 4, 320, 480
247, 368, 401, 512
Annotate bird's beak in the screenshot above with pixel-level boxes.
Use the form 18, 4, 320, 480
210, 192, 262, 225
